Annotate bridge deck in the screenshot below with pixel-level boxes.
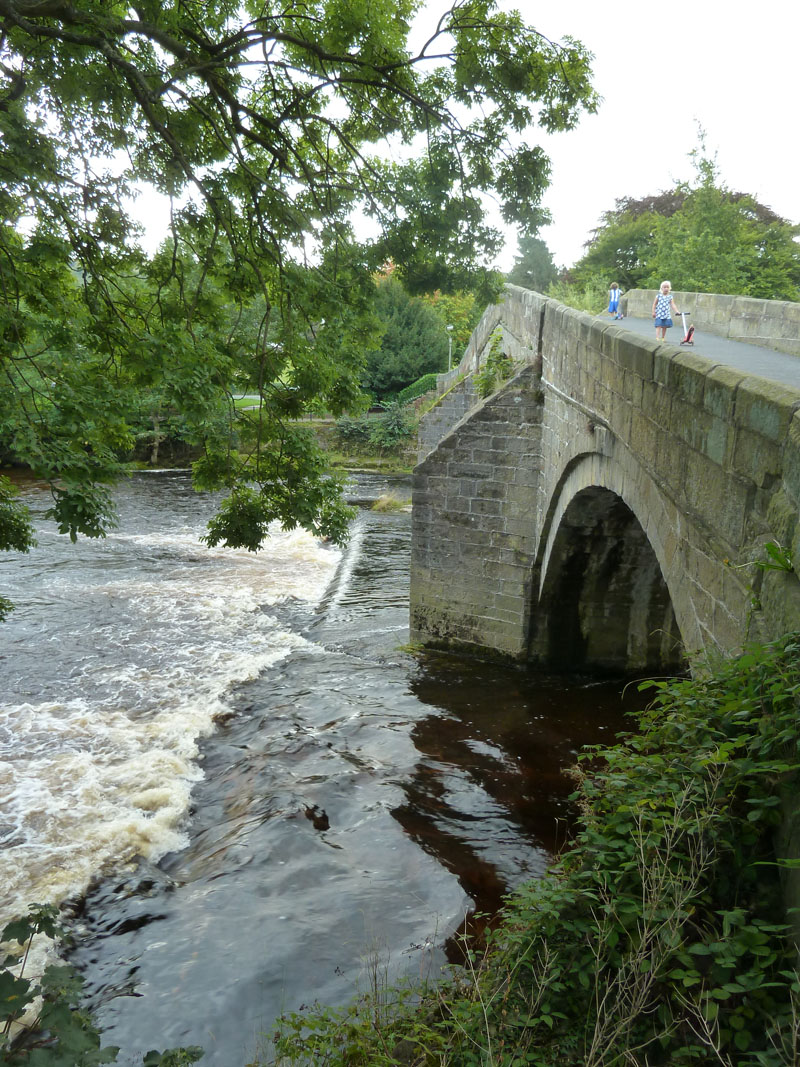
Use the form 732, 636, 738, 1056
605, 314, 800, 391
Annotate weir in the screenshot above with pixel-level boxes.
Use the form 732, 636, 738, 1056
410, 286, 800, 673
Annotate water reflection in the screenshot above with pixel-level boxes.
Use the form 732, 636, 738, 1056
393, 655, 636, 951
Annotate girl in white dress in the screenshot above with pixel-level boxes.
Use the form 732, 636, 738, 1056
651, 281, 680, 341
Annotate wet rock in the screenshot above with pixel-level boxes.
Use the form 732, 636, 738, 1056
303, 804, 330, 831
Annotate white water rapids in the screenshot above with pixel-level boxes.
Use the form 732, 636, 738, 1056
0, 472, 340, 931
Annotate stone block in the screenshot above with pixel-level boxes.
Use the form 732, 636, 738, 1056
628, 408, 661, 470
731, 427, 784, 487
622, 368, 644, 407
493, 592, 525, 614
734, 377, 800, 444
781, 410, 800, 506
469, 497, 503, 516
473, 482, 509, 502
682, 451, 749, 547
766, 490, 798, 549
684, 541, 722, 593
652, 346, 677, 387
670, 350, 717, 405
673, 406, 714, 455
443, 494, 471, 513
481, 560, 526, 582
703, 365, 746, 420
446, 461, 495, 479
618, 332, 657, 382
492, 434, 533, 455
702, 417, 731, 467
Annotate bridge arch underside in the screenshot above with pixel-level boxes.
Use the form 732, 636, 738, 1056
530, 486, 687, 676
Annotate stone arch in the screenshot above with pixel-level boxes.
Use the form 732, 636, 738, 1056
530, 454, 688, 675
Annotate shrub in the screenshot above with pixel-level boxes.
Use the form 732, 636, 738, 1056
547, 276, 609, 314
367, 403, 414, 454
397, 374, 439, 405
474, 329, 514, 398
333, 405, 415, 457
332, 414, 372, 449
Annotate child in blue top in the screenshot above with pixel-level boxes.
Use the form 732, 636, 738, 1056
651, 281, 680, 341
608, 283, 623, 319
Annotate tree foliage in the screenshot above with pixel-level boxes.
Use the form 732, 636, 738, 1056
572, 142, 800, 298
506, 233, 558, 292
362, 276, 449, 399
0, 0, 597, 563
420, 288, 482, 355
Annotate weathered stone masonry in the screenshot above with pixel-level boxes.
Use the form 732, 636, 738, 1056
410, 286, 800, 673
412, 364, 544, 660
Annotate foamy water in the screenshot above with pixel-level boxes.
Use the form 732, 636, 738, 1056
0, 475, 341, 933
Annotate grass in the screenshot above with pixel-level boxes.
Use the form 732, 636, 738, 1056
371, 492, 412, 511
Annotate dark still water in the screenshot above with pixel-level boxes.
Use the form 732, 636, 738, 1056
0, 471, 641, 1064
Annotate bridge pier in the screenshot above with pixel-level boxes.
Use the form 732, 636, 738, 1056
410, 364, 543, 662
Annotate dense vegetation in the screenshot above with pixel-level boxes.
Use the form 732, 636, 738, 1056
359, 276, 482, 401
361, 277, 449, 399
270, 633, 800, 1066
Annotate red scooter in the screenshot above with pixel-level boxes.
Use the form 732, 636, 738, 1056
679, 310, 695, 346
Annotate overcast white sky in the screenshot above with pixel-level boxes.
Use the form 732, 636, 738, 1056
500, 0, 798, 270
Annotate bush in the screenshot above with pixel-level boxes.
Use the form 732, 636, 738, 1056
332, 414, 372, 449
474, 329, 515, 398
367, 403, 414, 454
397, 374, 439, 405
547, 277, 609, 314
333, 405, 415, 457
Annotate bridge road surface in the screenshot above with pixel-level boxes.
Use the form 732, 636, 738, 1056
601, 313, 800, 392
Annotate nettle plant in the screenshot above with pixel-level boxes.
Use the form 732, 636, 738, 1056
1, 905, 203, 1066
474, 330, 516, 398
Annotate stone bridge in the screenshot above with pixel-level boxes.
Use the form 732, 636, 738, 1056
410, 286, 800, 674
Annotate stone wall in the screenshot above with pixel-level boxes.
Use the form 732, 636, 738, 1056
623, 288, 800, 357
416, 376, 478, 462
416, 288, 545, 462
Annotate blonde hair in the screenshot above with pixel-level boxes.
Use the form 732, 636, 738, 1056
660, 280, 671, 290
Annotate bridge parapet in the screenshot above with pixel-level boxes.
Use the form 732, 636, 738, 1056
623, 288, 800, 357
416, 288, 546, 462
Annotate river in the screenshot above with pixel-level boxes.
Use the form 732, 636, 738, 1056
0, 470, 638, 1064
